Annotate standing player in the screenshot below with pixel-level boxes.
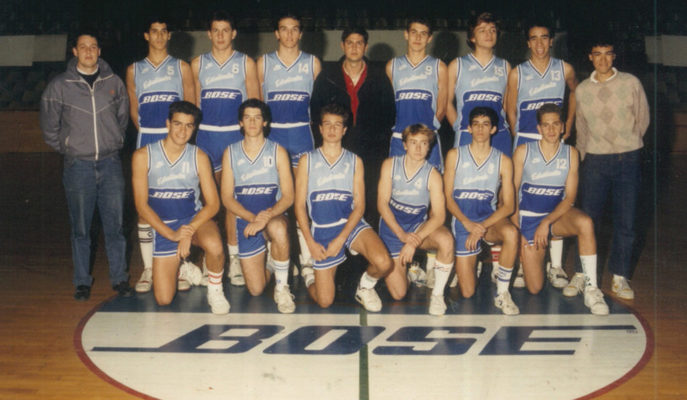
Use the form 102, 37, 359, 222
131, 101, 229, 314
444, 107, 520, 315
126, 16, 196, 293
221, 99, 296, 313
512, 103, 608, 315
378, 124, 454, 315
387, 18, 447, 171
295, 104, 393, 311
258, 13, 322, 272
191, 11, 260, 286
505, 20, 577, 289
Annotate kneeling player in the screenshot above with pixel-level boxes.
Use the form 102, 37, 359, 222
512, 103, 608, 315
295, 104, 393, 311
221, 99, 295, 313
378, 124, 454, 315
132, 101, 229, 314
444, 107, 520, 315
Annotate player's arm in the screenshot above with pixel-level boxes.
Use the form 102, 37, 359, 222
189, 149, 220, 230
220, 147, 257, 222
245, 56, 260, 100
505, 66, 519, 137
180, 60, 196, 104
377, 158, 412, 241
563, 61, 578, 140
325, 155, 366, 257
443, 148, 485, 236
481, 154, 515, 228
502, 61, 512, 115
190, 56, 201, 106
435, 60, 448, 123
385, 60, 393, 86
416, 168, 446, 238
249, 144, 295, 235
294, 154, 326, 260
446, 59, 458, 126
510, 144, 525, 227
533, 146, 579, 247
125, 63, 139, 130
312, 56, 322, 81
256, 55, 265, 101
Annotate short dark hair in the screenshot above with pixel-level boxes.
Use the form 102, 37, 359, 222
168, 101, 202, 130
469, 106, 498, 127
275, 13, 302, 31
145, 15, 171, 32
342, 26, 369, 44
70, 30, 99, 48
238, 99, 272, 136
208, 11, 235, 31
407, 18, 433, 36
588, 36, 615, 54
536, 103, 562, 124
320, 103, 349, 126
467, 12, 499, 50
402, 123, 435, 145
524, 19, 554, 41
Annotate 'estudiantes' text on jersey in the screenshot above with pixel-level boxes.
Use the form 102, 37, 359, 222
383, 155, 433, 228
229, 139, 281, 215
451, 145, 502, 223
453, 54, 508, 134
135, 56, 184, 143
262, 51, 314, 126
198, 51, 247, 130
391, 55, 441, 132
306, 148, 356, 228
515, 58, 565, 138
146, 141, 200, 220
518, 141, 570, 223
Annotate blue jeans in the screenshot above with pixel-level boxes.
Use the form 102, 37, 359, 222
580, 150, 641, 278
63, 154, 128, 287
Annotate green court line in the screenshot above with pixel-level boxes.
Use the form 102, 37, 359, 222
359, 309, 369, 400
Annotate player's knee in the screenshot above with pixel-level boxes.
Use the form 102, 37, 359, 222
577, 215, 595, 237
247, 283, 265, 297
316, 296, 334, 309
374, 252, 393, 275
437, 231, 455, 255
388, 284, 407, 301
503, 224, 520, 246
460, 283, 476, 299
527, 281, 543, 295
155, 292, 174, 306
204, 239, 225, 261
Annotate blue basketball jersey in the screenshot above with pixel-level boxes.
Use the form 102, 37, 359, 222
515, 58, 566, 140
229, 139, 281, 215
146, 141, 201, 220
306, 148, 356, 228
198, 51, 247, 130
518, 141, 570, 220
451, 145, 502, 223
453, 54, 508, 144
391, 55, 440, 132
134, 56, 184, 144
262, 51, 314, 126
385, 155, 432, 227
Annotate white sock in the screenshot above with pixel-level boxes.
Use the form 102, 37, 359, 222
425, 251, 437, 272
227, 244, 239, 258
297, 225, 313, 266
549, 239, 563, 269
580, 255, 598, 288
359, 271, 378, 290
496, 266, 514, 294
491, 246, 502, 270
431, 261, 452, 296
208, 269, 224, 289
138, 223, 153, 270
273, 259, 290, 289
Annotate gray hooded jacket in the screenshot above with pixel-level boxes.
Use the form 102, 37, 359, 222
40, 57, 129, 161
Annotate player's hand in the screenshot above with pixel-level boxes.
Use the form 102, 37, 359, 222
172, 225, 194, 242
177, 237, 192, 259
399, 243, 416, 266
243, 221, 264, 237
307, 239, 327, 262
534, 222, 550, 249
401, 232, 422, 248
463, 220, 486, 236
465, 231, 483, 251
325, 236, 346, 259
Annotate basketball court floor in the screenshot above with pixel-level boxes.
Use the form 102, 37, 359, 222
1, 151, 685, 399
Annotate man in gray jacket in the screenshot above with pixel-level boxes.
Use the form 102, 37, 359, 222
40, 31, 133, 300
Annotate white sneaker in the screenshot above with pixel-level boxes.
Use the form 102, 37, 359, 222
135, 268, 152, 293
612, 275, 635, 300
449, 273, 458, 288
513, 267, 525, 288
406, 261, 426, 287
547, 265, 569, 289
355, 287, 382, 312
301, 265, 315, 287
274, 285, 296, 314
563, 273, 585, 297
584, 286, 610, 315
494, 291, 520, 315
207, 286, 230, 314
183, 261, 203, 285
177, 262, 192, 291
228, 255, 245, 286
429, 295, 446, 316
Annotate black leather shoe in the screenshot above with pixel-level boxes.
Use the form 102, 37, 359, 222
74, 285, 91, 301
113, 281, 134, 297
